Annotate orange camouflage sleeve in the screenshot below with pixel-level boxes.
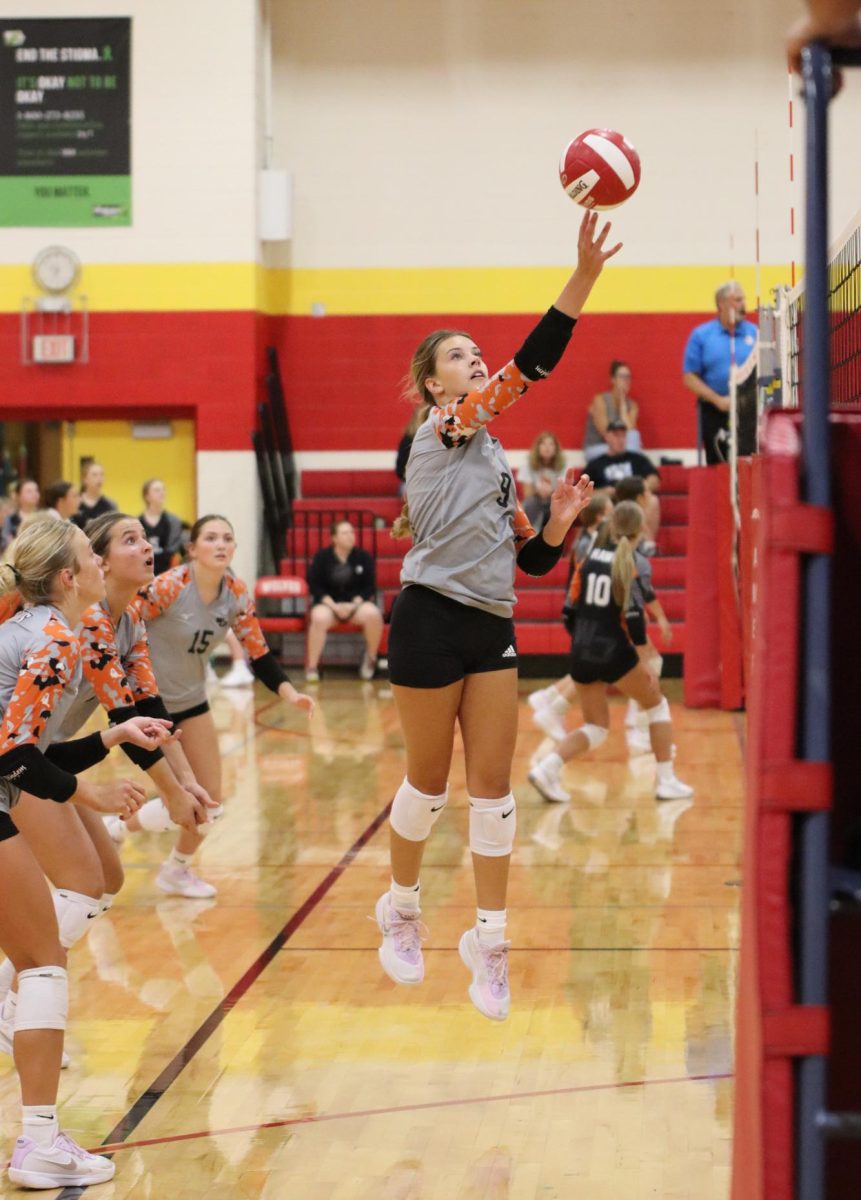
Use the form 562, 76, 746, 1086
225, 575, 269, 661
0, 592, 22, 625
130, 565, 188, 623
0, 628, 79, 754
78, 606, 136, 714
124, 623, 160, 702
513, 499, 537, 545
430, 361, 531, 449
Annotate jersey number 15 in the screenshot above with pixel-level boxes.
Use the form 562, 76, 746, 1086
189, 629, 214, 654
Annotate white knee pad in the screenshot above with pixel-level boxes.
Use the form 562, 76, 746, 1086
198, 802, 225, 838
136, 797, 178, 833
390, 778, 448, 843
469, 793, 516, 858
15, 966, 68, 1032
646, 696, 671, 725
53, 890, 101, 950
579, 724, 608, 749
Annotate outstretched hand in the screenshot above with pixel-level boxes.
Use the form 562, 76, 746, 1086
548, 469, 595, 528
577, 211, 623, 279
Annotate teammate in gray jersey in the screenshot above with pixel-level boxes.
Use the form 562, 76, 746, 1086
0, 518, 174, 1191
0, 513, 214, 1075
122, 514, 314, 899
377, 212, 618, 1020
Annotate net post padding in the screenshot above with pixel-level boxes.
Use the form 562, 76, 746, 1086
731, 412, 834, 1200
682, 468, 721, 707
682, 465, 744, 708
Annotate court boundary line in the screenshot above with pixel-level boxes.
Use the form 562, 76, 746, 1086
55, 736, 393, 1196
90, 1070, 734, 1157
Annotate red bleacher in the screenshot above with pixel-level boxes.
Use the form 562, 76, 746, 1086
276, 464, 690, 659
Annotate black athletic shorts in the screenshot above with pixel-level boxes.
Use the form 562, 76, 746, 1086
626, 609, 647, 646
168, 700, 211, 725
0, 811, 18, 842
388, 585, 518, 689
570, 641, 639, 685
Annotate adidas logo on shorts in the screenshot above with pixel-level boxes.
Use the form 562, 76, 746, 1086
501, 645, 517, 658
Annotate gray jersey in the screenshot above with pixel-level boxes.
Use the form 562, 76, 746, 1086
400, 422, 525, 618
632, 549, 656, 609
55, 604, 147, 741
133, 565, 262, 712
0, 604, 82, 812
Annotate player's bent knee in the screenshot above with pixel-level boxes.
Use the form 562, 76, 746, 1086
390, 777, 448, 842
15, 965, 68, 1032
646, 696, 671, 724
579, 723, 608, 749
53, 890, 101, 950
469, 792, 516, 857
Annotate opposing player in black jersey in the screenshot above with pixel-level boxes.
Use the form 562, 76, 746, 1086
529, 501, 693, 803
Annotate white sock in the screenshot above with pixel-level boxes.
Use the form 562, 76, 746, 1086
543, 752, 564, 774
476, 908, 507, 945
22, 1105, 59, 1149
168, 848, 193, 869
390, 879, 420, 912
549, 693, 570, 715
656, 760, 674, 783
0, 957, 15, 1004
99, 892, 117, 915
625, 698, 639, 728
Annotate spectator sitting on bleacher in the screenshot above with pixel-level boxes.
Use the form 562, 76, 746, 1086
306, 520, 384, 683
518, 431, 567, 532
396, 404, 431, 495
588, 420, 660, 494
614, 475, 660, 557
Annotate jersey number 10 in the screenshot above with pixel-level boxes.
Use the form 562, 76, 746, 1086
585, 573, 612, 607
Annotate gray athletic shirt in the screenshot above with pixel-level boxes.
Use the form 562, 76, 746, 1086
132, 564, 266, 712
0, 604, 82, 811
55, 604, 147, 741
399, 361, 536, 619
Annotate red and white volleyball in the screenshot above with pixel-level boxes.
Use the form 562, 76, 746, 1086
559, 129, 641, 210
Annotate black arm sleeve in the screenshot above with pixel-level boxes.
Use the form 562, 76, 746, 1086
0, 743, 77, 802
395, 435, 411, 482
45, 731, 110, 774
134, 694, 172, 723
105, 703, 164, 770
513, 307, 577, 382
250, 650, 291, 694
516, 531, 565, 577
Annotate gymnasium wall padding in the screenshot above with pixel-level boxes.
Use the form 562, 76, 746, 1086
731, 412, 834, 1200
715, 462, 744, 709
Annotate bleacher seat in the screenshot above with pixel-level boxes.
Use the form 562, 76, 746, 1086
284, 466, 692, 665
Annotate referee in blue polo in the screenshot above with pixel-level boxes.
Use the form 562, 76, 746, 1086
682, 281, 758, 464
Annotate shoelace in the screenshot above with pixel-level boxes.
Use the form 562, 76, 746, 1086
53, 1132, 98, 1160
388, 909, 426, 959
480, 941, 510, 997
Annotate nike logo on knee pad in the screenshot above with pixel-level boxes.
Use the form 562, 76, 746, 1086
501, 807, 514, 819
430, 803, 445, 812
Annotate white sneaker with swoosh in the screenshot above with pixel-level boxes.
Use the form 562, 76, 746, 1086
8, 1132, 115, 1188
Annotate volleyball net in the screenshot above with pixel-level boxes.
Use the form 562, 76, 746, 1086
779, 205, 861, 411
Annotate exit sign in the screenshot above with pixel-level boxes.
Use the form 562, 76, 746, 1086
32, 335, 75, 364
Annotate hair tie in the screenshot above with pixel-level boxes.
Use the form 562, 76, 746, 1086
6, 564, 21, 583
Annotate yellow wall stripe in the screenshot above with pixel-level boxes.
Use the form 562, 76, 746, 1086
0, 261, 793, 316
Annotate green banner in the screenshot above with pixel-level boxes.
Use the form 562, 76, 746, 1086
0, 17, 131, 227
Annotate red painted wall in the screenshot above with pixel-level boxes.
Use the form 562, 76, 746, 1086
2, 310, 707, 452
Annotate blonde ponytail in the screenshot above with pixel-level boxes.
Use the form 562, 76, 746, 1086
0, 562, 21, 598
391, 502, 413, 540
609, 500, 644, 609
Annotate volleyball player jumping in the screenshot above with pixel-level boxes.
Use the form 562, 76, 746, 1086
377, 212, 617, 1020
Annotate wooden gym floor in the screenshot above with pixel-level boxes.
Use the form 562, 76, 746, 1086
0, 677, 742, 1199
